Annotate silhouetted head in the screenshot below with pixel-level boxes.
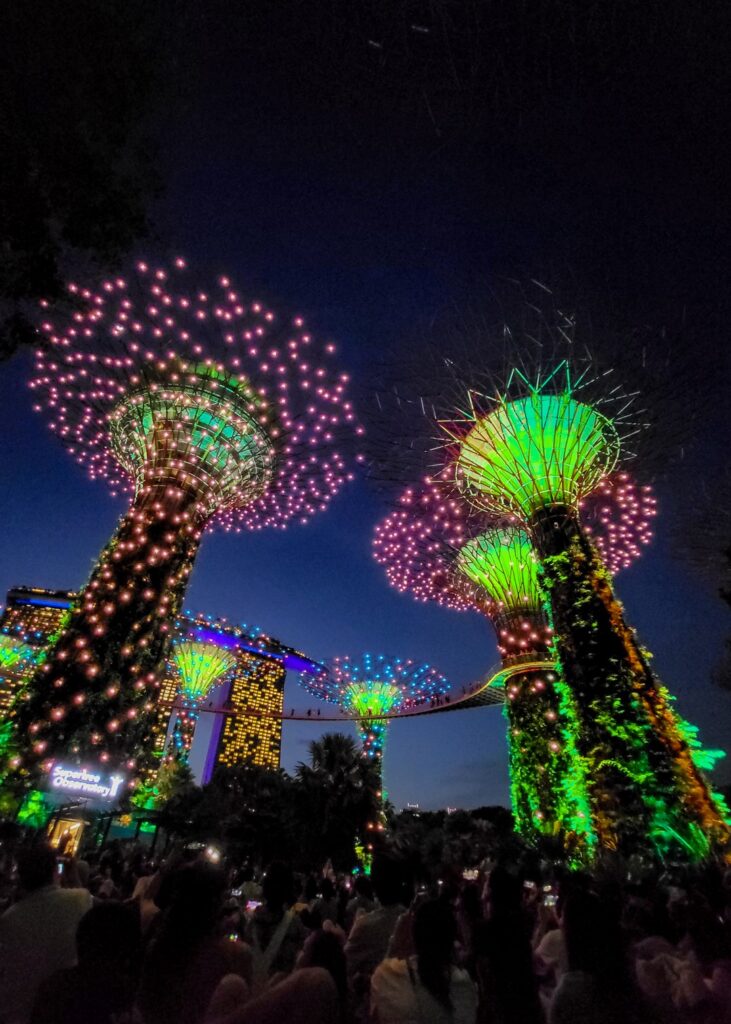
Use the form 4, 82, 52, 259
353, 875, 373, 899
300, 929, 347, 1005
77, 901, 140, 967
371, 852, 409, 907
262, 861, 294, 910
17, 843, 56, 893
413, 899, 456, 1008
487, 864, 523, 917
158, 862, 227, 945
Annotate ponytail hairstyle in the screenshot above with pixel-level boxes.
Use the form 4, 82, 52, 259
413, 898, 457, 1009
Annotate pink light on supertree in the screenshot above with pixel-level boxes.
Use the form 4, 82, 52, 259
579, 472, 656, 574
9, 258, 362, 788
374, 471, 657, 624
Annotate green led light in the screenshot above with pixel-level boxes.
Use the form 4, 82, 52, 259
173, 641, 237, 701
110, 365, 274, 516
345, 682, 402, 718
0, 636, 34, 670
456, 528, 542, 610
456, 381, 620, 518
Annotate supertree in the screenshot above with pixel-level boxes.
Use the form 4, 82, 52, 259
8, 258, 361, 789
166, 635, 238, 762
373, 472, 655, 856
439, 360, 729, 856
300, 653, 451, 805
368, 274, 728, 859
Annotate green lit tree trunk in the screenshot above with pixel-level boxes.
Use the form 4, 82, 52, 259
533, 506, 729, 858
169, 701, 197, 763
11, 485, 204, 784
502, 665, 594, 861
358, 718, 387, 838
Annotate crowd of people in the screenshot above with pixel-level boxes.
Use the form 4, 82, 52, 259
1, 836, 731, 1024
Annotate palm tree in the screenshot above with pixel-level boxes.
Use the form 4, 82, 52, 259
295, 732, 381, 868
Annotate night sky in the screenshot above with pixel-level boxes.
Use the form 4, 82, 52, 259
2, 5, 730, 810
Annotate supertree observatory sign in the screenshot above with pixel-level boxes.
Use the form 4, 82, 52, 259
49, 764, 126, 802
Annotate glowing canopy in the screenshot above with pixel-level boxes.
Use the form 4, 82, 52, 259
456, 528, 541, 611
173, 640, 237, 701
110, 366, 274, 517
300, 653, 451, 714
454, 368, 620, 519
32, 257, 362, 531
344, 682, 402, 718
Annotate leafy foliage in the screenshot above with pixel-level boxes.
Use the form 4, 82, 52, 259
156, 733, 381, 869
539, 522, 730, 860
0, 1, 184, 356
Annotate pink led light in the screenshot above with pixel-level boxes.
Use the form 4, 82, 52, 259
31, 259, 362, 532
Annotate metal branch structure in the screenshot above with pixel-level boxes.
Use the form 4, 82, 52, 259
438, 361, 729, 858
9, 257, 361, 790
300, 654, 451, 806
452, 365, 622, 520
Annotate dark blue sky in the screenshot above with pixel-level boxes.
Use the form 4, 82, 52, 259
2, 5, 730, 809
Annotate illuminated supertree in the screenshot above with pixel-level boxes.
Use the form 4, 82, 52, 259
9, 258, 361, 788
374, 474, 655, 855
166, 636, 237, 761
440, 361, 729, 856
300, 653, 450, 800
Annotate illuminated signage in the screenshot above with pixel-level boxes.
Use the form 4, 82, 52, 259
51, 765, 125, 801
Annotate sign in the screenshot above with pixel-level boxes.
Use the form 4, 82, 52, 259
51, 765, 125, 801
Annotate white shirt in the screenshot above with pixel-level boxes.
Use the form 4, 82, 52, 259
0, 885, 93, 1024
536, 927, 568, 979
371, 956, 478, 1024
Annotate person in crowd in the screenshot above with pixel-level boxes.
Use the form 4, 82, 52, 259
534, 886, 568, 995
312, 876, 339, 926
244, 861, 307, 990
456, 882, 484, 976
685, 908, 731, 1021
370, 898, 478, 1024
474, 864, 543, 1024
345, 851, 410, 1017
549, 888, 652, 1024
0, 842, 93, 1024
345, 875, 375, 933
298, 928, 349, 1021
30, 900, 140, 1024
205, 966, 340, 1024
137, 861, 251, 1024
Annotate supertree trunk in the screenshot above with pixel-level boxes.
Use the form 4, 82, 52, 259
168, 701, 198, 762
501, 664, 595, 860
533, 506, 729, 858
358, 717, 389, 835
12, 485, 204, 780
358, 719, 387, 784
